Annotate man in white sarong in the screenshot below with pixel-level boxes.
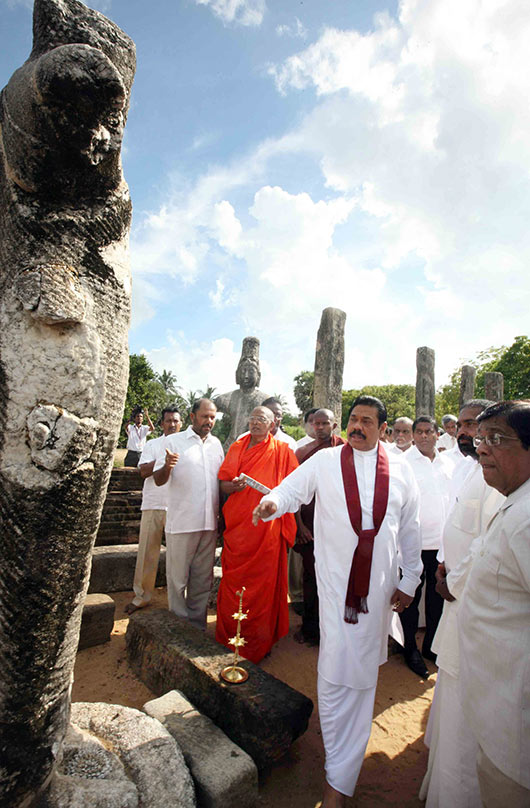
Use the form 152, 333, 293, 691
419, 454, 504, 806
252, 395, 422, 807
457, 401, 530, 807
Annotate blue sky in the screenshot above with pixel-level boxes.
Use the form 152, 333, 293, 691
2, 0, 529, 410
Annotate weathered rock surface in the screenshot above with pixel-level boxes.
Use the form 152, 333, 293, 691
0, 1, 135, 803
313, 308, 346, 431
415, 346, 435, 417
484, 371, 504, 402
144, 690, 258, 808
89, 544, 167, 594
459, 364, 476, 409
126, 609, 313, 769
41, 702, 196, 807
78, 593, 115, 650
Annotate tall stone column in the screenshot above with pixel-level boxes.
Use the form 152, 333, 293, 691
484, 371, 504, 402
313, 307, 346, 431
459, 364, 476, 408
415, 347, 435, 417
0, 1, 135, 805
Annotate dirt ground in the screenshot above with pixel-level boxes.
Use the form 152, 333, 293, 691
73, 589, 435, 807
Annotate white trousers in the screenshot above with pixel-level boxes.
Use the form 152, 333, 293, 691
288, 546, 304, 602
419, 668, 481, 807
477, 746, 530, 808
165, 530, 217, 630
132, 509, 166, 607
318, 675, 376, 797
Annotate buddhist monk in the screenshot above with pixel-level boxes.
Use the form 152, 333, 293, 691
216, 406, 298, 663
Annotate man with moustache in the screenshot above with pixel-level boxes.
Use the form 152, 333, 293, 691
153, 399, 224, 629
387, 416, 414, 453
253, 395, 422, 807
442, 400, 492, 499
125, 405, 182, 615
293, 408, 345, 645
436, 414, 457, 452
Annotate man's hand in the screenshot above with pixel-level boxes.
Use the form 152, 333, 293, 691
165, 448, 179, 469
435, 563, 455, 601
252, 500, 277, 525
220, 477, 247, 495
296, 523, 313, 544
390, 588, 413, 613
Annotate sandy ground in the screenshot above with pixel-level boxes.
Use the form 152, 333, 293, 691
73, 588, 435, 807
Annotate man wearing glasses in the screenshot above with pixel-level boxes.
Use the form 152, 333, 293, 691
456, 400, 530, 807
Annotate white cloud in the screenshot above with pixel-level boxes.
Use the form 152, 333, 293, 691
276, 17, 307, 39
194, 0, 266, 27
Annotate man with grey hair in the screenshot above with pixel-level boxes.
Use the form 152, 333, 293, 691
387, 416, 414, 453
437, 414, 457, 452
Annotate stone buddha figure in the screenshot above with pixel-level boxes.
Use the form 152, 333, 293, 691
214, 337, 269, 449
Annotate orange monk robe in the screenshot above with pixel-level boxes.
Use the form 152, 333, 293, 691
216, 433, 298, 663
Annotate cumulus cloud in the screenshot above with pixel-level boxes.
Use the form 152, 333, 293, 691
194, 0, 266, 27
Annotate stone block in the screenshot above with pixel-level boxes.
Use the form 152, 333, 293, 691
78, 593, 115, 650
88, 545, 166, 594
126, 609, 313, 770
144, 690, 258, 808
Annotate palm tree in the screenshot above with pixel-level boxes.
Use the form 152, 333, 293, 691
158, 369, 179, 395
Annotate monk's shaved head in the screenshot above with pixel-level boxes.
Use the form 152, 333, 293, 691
314, 408, 335, 421
250, 406, 274, 424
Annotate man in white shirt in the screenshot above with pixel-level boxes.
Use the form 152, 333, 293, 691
442, 400, 491, 500
296, 407, 318, 448
387, 416, 413, 454
400, 417, 452, 677
124, 408, 154, 467
436, 414, 457, 452
457, 401, 530, 808
125, 406, 182, 615
153, 399, 224, 630
253, 395, 422, 807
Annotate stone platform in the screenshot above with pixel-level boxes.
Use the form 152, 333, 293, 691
88, 544, 166, 594
126, 609, 313, 770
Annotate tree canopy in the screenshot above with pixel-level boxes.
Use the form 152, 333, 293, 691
293, 370, 314, 415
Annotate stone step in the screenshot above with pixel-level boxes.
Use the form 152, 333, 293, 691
107, 467, 143, 492
89, 544, 166, 594
144, 691, 258, 808
78, 593, 116, 650
126, 609, 313, 770
94, 532, 141, 547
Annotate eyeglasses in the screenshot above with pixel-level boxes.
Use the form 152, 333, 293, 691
473, 433, 520, 448
249, 416, 268, 424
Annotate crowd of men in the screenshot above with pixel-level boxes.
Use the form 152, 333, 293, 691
123, 393, 529, 808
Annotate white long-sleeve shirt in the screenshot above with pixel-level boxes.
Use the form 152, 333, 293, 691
139, 435, 170, 511
458, 476, 530, 788
262, 442, 422, 689
403, 445, 452, 550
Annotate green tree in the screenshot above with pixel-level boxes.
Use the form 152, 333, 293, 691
122, 355, 167, 445
157, 369, 179, 396
293, 371, 314, 415
341, 385, 415, 430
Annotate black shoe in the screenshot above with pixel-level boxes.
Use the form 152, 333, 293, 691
404, 649, 429, 678
422, 649, 437, 663
291, 601, 304, 616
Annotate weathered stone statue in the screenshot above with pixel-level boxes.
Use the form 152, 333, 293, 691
213, 337, 269, 448
313, 307, 346, 431
0, 1, 135, 804
459, 364, 476, 408
484, 371, 504, 402
415, 346, 435, 417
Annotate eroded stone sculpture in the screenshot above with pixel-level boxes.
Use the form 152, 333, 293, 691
415, 346, 435, 418
0, 1, 135, 804
459, 364, 476, 408
213, 337, 269, 448
313, 307, 346, 431
484, 371, 504, 402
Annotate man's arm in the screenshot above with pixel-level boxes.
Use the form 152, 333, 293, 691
395, 469, 423, 601
294, 511, 313, 544
144, 408, 154, 433
139, 460, 156, 479
153, 448, 179, 486
252, 458, 318, 525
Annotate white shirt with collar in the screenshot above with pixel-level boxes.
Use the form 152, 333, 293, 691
404, 445, 452, 550
126, 423, 151, 452
458, 476, 530, 788
437, 431, 456, 451
139, 435, 170, 511
154, 426, 224, 534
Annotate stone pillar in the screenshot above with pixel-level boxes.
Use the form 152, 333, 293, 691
313, 307, 346, 431
484, 372, 504, 402
0, 2, 135, 805
459, 364, 476, 408
415, 347, 435, 417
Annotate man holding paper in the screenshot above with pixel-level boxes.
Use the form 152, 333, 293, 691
216, 405, 298, 663
252, 396, 422, 807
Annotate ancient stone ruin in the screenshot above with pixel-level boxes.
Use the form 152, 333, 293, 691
484, 371, 504, 402
459, 364, 476, 408
213, 336, 270, 448
313, 307, 346, 430
415, 346, 435, 417
0, 0, 135, 803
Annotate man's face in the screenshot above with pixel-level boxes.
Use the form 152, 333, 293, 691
190, 401, 217, 439
134, 412, 143, 426
413, 422, 437, 458
476, 415, 530, 495
393, 419, 413, 450
239, 361, 258, 391
347, 405, 386, 451
456, 406, 482, 457
445, 420, 457, 437
161, 411, 182, 436
267, 402, 283, 432
248, 407, 274, 441
305, 413, 316, 439
313, 410, 335, 442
